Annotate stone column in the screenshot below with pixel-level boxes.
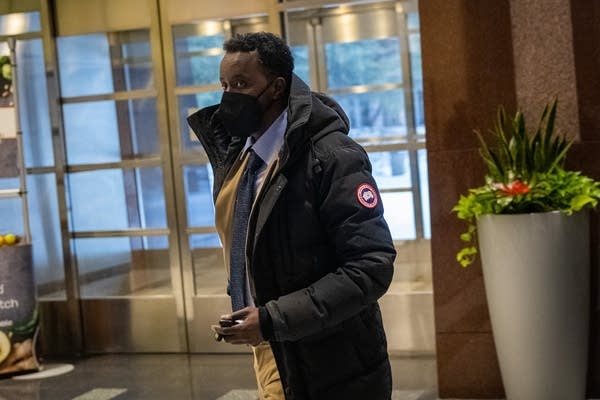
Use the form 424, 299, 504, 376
570, 1, 600, 397
419, 1, 514, 397
510, 0, 579, 138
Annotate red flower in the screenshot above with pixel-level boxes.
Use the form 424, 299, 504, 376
492, 180, 531, 196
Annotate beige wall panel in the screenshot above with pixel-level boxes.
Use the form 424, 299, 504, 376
320, 6, 397, 43
164, 0, 269, 24
0, 0, 39, 15
55, 0, 152, 36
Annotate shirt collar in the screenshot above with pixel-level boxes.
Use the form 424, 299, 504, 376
241, 108, 288, 166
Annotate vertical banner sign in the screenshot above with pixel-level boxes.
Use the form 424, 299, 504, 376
0, 245, 39, 376
0, 53, 40, 377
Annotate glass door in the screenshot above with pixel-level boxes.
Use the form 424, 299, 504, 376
53, 0, 187, 352
160, 10, 273, 352
49, 0, 277, 353
285, 1, 435, 353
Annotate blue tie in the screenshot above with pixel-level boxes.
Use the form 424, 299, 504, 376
230, 149, 264, 311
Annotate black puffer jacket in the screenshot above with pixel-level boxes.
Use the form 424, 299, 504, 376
188, 74, 396, 400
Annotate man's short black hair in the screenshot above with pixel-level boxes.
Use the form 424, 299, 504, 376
223, 32, 294, 94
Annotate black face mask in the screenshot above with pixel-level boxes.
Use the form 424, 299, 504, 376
214, 80, 274, 138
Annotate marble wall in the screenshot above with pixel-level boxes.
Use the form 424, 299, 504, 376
420, 0, 600, 397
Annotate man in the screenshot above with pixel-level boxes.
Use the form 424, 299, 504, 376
188, 32, 396, 400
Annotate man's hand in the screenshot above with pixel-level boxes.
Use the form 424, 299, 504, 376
214, 307, 263, 346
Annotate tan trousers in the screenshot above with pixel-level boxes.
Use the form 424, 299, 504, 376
252, 342, 284, 400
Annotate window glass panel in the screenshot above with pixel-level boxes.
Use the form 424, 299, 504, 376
369, 151, 411, 190
0, 177, 18, 189
325, 38, 402, 88
0, 187, 63, 290
0, 197, 22, 236
1, 41, 53, 168
146, 235, 169, 250
381, 192, 416, 240
177, 53, 221, 87
291, 45, 309, 85
57, 34, 112, 97
0, 12, 40, 35
183, 164, 215, 227
190, 234, 224, 296
28, 174, 65, 300
190, 233, 221, 249
332, 89, 407, 141
68, 167, 166, 231
409, 33, 424, 135
14, 39, 54, 168
63, 100, 119, 163
407, 12, 420, 30
173, 23, 224, 87
74, 236, 171, 297
178, 92, 221, 151
63, 98, 159, 164
57, 30, 153, 97
418, 149, 431, 239
119, 35, 153, 91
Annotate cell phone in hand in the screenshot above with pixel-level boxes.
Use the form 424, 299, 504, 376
219, 318, 238, 328
213, 318, 242, 341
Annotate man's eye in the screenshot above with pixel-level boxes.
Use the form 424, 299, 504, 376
232, 81, 245, 89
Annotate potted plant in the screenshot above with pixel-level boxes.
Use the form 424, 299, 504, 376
453, 99, 600, 400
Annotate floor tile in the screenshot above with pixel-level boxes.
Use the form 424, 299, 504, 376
0, 354, 438, 399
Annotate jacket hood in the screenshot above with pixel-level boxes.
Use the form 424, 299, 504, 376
277, 74, 350, 168
287, 74, 350, 142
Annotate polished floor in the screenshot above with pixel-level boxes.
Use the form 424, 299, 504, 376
0, 354, 440, 400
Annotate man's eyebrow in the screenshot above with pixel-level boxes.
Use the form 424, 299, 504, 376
221, 73, 249, 81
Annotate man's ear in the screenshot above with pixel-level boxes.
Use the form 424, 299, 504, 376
272, 77, 287, 100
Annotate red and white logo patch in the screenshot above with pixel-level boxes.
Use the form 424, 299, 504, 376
356, 183, 378, 209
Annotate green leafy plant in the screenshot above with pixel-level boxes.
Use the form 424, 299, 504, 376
453, 100, 600, 267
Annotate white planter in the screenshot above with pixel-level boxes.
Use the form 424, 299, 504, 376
477, 211, 589, 400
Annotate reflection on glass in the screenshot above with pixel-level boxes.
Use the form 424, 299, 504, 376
409, 33, 424, 135
0, 198, 22, 235
63, 98, 159, 164
57, 30, 153, 97
0, 177, 18, 189
173, 23, 224, 86
68, 167, 166, 231
418, 149, 431, 239
183, 165, 215, 227
190, 234, 225, 295
369, 151, 411, 190
178, 92, 221, 151
291, 46, 309, 85
407, 12, 420, 30
325, 38, 402, 88
190, 233, 221, 249
74, 236, 171, 297
332, 89, 407, 140
15, 39, 54, 168
381, 192, 416, 240
0, 12, 41, 35
27, 174, 65, 300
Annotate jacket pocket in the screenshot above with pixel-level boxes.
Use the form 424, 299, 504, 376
352, 305, 389, 370
295, 325, 362, 393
